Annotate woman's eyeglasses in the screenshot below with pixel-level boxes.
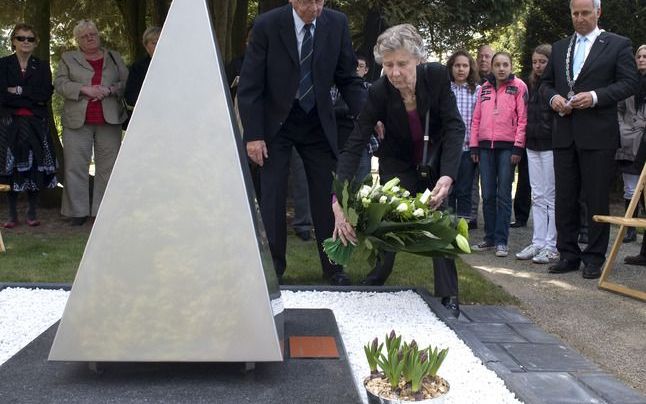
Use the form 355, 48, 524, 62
15, 36, 36, 43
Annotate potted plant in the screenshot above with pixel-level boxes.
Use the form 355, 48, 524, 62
364, 330, 450, 403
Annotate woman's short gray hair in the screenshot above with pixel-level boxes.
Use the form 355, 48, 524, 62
373, 24, 427, 64
142, 26, 162, 46
73, 19, 99, 42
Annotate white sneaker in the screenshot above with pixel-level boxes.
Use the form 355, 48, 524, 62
495, 244, 509, 257
532, 248, 560, 264
515, 244, 540, 260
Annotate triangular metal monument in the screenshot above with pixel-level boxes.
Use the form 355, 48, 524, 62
49, 0, 284, 362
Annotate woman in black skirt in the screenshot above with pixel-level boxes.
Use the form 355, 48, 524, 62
0, 23, 57, 228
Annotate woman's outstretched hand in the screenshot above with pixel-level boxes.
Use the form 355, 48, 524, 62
429, 175, 453, 210
332, 200, 357, 246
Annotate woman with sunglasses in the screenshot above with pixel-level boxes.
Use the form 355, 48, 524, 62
0, 23, 57, 228
55, 19, 128, 226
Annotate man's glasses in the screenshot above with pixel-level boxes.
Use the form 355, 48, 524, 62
14, 36, 36, 43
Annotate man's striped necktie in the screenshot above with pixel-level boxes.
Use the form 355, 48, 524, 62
298, 23, 315, 113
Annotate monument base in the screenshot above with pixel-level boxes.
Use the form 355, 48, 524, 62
0, 309, 360, 403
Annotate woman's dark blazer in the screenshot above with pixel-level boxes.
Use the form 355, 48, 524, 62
337, 62, 464, 189
0, 54, 53, 119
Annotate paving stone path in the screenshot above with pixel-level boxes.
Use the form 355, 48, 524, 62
462, 200, 646, 399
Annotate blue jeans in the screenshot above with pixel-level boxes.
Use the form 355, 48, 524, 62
355, 149, 372, 184
449, 151, 477, 218
478, 148, 513, 245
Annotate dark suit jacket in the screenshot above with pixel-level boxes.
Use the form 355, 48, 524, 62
0, 54, 53, 119
337, 63, 464, 186
237, 4, 366, 155
541, 31, 638, 150
124, 55, 151, 107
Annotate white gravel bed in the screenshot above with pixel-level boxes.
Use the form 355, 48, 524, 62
0, 287, 69, 365
1, 288, 521, 403
282, 290, 521, 404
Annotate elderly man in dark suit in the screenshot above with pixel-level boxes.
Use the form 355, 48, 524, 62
237, 0, 366, 285
541, 0, 638, 279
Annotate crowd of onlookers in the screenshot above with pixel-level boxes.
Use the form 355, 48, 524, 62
0, 20, 159, 228
1, 0, 644, 300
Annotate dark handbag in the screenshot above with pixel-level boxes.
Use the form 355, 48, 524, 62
417, 108, 441, 186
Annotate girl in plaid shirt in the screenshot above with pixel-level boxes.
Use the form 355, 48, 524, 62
447, 50, 480, 222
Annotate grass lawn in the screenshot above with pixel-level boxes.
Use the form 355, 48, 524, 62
0, 228, 517, 306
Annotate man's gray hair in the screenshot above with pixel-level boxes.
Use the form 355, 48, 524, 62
570, 0, 601, 10
373, 24, 427, 64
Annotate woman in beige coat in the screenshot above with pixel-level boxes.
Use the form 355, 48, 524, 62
55, 19, 128, 225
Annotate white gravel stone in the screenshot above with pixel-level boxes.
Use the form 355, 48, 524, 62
1, 288, 521, 403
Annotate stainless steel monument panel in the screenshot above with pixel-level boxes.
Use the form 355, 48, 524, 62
49, 0, 283, 362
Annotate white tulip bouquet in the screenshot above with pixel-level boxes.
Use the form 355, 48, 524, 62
323, 177, 470, 266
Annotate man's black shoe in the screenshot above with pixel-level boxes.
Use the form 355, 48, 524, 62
328, 271, 351, 286
295, 230, 311, 241
510, 221, 527, 228
441, 296, 460, 318
582, 264, 601, 279
578, 232, 588, 244
624, 254, 646, 266
70, 217, 87, 226
548, 258, 581, 274
359, 276, 386, 286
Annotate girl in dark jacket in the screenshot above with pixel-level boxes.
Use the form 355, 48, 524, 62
515, 44, 558, 264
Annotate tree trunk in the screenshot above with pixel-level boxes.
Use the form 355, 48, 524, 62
230, 0, 249, 61
114, 0, 147, 61
151, 0, 171, 27
356, 7, 387, 83
258, 0, 286, 15
209, 0, 238, 63
23, 0, 64, 204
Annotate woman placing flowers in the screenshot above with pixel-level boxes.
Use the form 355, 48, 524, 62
332, 24, 465, 317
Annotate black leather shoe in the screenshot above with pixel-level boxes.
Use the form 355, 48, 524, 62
578, 232, 588, 244
295, 230, 311, 241
359, 276, 386, 286
582, 264, 601, 279
441, 296, 460, 318
623, 228, 637, 243
548, 258, 581, 274
70, 217, 87, 226
510, 221, 527, 228
328, 271, 351, 286
624, 254, 646, 266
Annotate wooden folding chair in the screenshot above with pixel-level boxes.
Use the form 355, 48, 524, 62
593, 164, 646, 301
0, 184, 8, 253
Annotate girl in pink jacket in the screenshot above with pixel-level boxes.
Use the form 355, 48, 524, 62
469, 51, 528, 257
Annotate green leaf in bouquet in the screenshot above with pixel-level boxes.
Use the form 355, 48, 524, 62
457, 217, 469, 238
363, 202, 391, 234
322, 237, 355, 266
347, 207, 359, 227
455, 234, 471, 253
384, 232, 406, 246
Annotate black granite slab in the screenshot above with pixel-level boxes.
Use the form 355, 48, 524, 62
0, 308, 361, 404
